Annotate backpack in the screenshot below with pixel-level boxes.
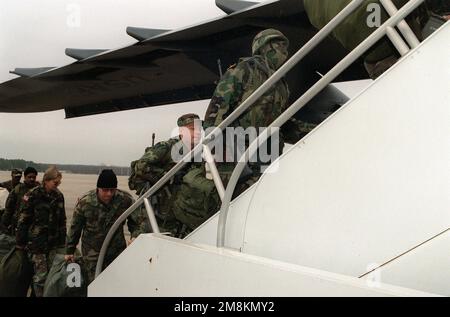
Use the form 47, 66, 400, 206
128, 159, 139, 191
0, 248, 33, 297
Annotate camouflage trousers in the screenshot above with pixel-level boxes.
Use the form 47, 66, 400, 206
82, 253, 118, 286
83, 259, 97, 286
29, 250, 57, 297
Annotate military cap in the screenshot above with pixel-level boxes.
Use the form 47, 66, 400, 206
177, 113, 200, 127
11, 168, 22, 177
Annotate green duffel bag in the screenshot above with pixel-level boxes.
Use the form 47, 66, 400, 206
172, 166, 220, 231
303, 0, 428, 64
43, 254, 87, 297
0, 248, 33, 297
0, 234, 15, 262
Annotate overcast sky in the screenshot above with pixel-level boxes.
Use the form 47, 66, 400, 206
0, 0, 247, 166
0, 0, 367, 167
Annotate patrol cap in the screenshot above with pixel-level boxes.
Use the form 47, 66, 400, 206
11, 168, 22, 177
177, 113, 200, 127
97, 169, 117, 189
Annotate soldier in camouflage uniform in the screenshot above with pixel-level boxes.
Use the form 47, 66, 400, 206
303, 0, 432, 79
2, 167, 39, 235
170, 30, 294, 235
15, 166, 66, 297
427, 0, 450, 16
204, 28, 290, 133
203, 29, 316, 189
65, 169, 147, 284
0, 168, 23, 192
129, 113, 202, 236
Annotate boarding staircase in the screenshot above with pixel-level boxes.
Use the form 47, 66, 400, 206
89, 0, 450, 296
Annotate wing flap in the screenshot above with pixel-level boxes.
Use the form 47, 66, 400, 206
0, 0, 368, 118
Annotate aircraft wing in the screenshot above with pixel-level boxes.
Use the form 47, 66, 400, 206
0, 0, 367, 119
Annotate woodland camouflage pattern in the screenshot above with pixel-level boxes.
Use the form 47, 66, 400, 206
66, 189, 145, 284
2, 182, 39, 235
172, 31, 294, 233
130, 138, 180, 195
16, 185, 66, 253
15, 185, 66, 297
129, 137, 184, 235
203, 29, 291, 185
30, 250, 58, 297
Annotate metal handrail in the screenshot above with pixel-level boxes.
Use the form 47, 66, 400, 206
216, 0, 426, 247
380, 0, 421, 48
203, 144, 226, 200
143, 198, 160, 234
95, 0, 368, 278
386, 26, 410, 55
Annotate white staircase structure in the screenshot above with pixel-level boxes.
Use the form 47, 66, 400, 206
90, 20, 450, 297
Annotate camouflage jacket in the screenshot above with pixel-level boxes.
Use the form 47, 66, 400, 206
132, 137, 182, 195
2, 182, 38, 233
0, 180, 21, 193
66, 189, 145, 265
204, 56, 293, 176
204, 55, 289, 130
131, 137, 196, 231
16, 185, 66, 254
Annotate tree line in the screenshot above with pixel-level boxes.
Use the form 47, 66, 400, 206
0, 158, 130, 176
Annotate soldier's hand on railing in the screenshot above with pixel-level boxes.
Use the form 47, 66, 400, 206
127, 238, 135, 246
64, 254, 75, 262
